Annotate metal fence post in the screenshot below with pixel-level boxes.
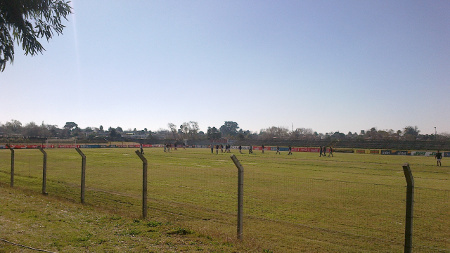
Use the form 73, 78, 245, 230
75, 148, 86, 204
402, 163, 414, 253
8, 146, 14, 187
230, 154, 244, 240
38, 147, 48, 195
135, 150, 148, 219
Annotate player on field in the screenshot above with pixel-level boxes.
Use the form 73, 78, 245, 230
435, 150, 442, 166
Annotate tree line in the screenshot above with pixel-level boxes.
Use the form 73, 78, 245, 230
0, 120, 447, 145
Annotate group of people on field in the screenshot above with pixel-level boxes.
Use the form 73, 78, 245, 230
212, 144, 335, 157
211, 144, 232, 154
319, 146, 333, 157
206, 145, 444, 165
163, 144, 443, 166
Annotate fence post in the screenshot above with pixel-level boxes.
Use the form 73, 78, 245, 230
135, 150, 148, 219
38, 146, 48, 195
75, 148, 86, 204
230, 154, 244, 240
8, 146, 14, 187
402, 163, 414, 253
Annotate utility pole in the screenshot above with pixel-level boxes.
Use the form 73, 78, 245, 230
434, 127, 437, 141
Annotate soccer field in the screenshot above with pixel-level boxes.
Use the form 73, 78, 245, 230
0, 148, 448, 252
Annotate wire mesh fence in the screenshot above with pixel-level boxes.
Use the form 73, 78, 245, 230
0, 148, 448, 252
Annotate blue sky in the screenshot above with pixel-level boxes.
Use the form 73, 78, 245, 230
1, 0, 449, 134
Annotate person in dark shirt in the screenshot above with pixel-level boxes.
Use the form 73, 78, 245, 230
288, 145, 292, 155
261, 144, 265, 154
435, 150, 442, 166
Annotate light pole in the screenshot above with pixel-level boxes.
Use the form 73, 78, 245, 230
434, 127, 437, 141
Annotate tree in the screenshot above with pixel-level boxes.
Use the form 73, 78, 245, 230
0, 0, 72, 71
168, 123, 178, 139
109, 128, 119, 139
5, 119, 22, 133
207, 127, 221, 140
403, 126, 420, 141
179, 121, 200, 140
290, 128, 314, 140
23, 121, 40, 137
64, 122, 77, 130
219, 121, 239, 137
259, 126, 289, 140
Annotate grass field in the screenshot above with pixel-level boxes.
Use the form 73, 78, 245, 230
0, 148, 448, 252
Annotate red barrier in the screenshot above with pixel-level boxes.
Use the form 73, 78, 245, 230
308, 148, 320, 152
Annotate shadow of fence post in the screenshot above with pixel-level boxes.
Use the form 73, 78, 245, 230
135, 150, 148, 219
402, 163, 414, 253
75, 148, 86, 204
230, 154, 244, 240
38, 146, 48, 195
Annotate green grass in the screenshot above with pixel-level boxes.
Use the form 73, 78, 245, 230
0, 148, 448, 252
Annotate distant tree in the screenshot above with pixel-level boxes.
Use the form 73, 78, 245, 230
0, 0, 72, 71
290, 128, 314, 140
64, 122, 77, 130
4, 119, 22, 133
207, 127, 221, 140
403, 126, 420, 141
109, 128, 121, 139
396, 130, 402, 139
23, 121, 40, 137
366, 127, 378, 139
179, 121, 200, 140
180, 123, 189, 139
168, 123, 178, 139
47, 124, 58, 137
331, 131, 345, 140
72, 126, 81, 137
116, 127, 123, 132
259, 126, 289, 140
188, 121, 199, 139
219, 121, 239, 137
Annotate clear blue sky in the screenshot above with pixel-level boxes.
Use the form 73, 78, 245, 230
1, 0, 449, 135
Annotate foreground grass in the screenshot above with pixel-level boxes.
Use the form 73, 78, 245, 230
0, 183, 242, 252
0, 148, 449, 252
